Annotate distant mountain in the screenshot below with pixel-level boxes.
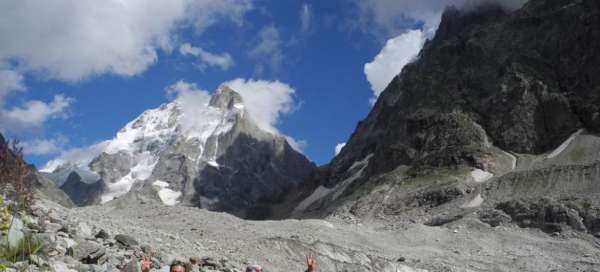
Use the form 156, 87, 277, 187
43, 85, 315, 219
291, 0, 600, 235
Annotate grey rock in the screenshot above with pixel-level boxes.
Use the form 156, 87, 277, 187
7, 217, 24, 248
43, 222, 64, 233
115, 234, 139, 248
69, 240, 104, 264
95, 229, 110, 240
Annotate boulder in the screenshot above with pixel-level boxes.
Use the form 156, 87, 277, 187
7, 217, 24, 248
95, 229, 110, 240
115, 234, 139, 248
69, 240, 105, 264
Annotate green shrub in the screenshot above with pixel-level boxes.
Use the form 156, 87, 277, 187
0, 234, 46, 264
0, 138, 34, 213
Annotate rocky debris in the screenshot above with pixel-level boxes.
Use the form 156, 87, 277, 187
1, 199, 267, 272
496, 198, 600, 235
477, 209, 512, 227
416, 186, 465, 208
425, 213, 464, 227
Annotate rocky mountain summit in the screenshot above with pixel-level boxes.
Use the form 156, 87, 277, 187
42, 85, 315, 219
291, 0, 600, 239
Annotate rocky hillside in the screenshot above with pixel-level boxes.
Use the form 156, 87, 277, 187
291, 0, 600, 237
42, 86, 315, 219
0, 133, 73, 208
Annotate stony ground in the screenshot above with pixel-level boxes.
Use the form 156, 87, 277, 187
47, 198, 600, 272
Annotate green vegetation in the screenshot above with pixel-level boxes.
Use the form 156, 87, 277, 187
0, 233, 46, 263
0, 138, 47, 270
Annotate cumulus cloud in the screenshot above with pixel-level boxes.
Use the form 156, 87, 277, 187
0, 0, 253, 81
300, 3, 313, 33
223, 78, 296, 134
0, 70, 25, 101
0, 94, 73, 132
179, 43, 233, 71
41, 140, 110, 172
249, 26, 284, 74
335, 143, 346, 156
355, 0, 528, 37
364, 30, 425, 103
21, 137, 68, 156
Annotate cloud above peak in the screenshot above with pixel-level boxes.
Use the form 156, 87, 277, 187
223, 78, 297, 135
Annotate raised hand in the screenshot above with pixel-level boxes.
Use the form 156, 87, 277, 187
141, 256, 152, 272
306, 252, 316, 272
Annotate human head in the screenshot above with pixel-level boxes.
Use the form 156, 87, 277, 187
170, 260, 187, 272
246, 264, 263, 272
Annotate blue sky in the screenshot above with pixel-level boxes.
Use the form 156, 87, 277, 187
1, 0, 522, 167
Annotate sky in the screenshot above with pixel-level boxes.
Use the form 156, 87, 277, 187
0, 0, 527, 167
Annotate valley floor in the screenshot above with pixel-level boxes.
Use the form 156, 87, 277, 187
52, 200, 600, 272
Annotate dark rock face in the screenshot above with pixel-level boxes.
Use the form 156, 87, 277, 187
325, 0, 600, 187
194, 134, 315, 219
60, 172, 103, 206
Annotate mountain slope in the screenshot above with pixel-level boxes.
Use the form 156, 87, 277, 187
291, 0, 600, 230
43, 86, 315, 218
0, 133, 73, 207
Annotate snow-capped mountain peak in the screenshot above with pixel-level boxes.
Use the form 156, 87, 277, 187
42, 85, 314, 217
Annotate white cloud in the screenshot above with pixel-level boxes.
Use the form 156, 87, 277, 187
355, 0, 527, 37
179, 43, 233, 71
249, 26, 284, 73
22, 137, 68, 156
0, 0, 253, 81
165, 80, 216, 138
223, 78, 296, 134
364, 30, 425, 103
41, 140, 110, 172
285, 136, 308, 153
0, 94, 73, 132
335, 143, 346, 156
300, 3, 313, 33
0, 70, 25, 101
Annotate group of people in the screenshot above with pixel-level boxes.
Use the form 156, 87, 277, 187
138, 253, 317, 272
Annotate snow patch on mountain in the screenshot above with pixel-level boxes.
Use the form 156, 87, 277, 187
547, 129, 584, 159
152, 180, 182, 206
470, 169, 493, 183
294, 186, 333, 212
